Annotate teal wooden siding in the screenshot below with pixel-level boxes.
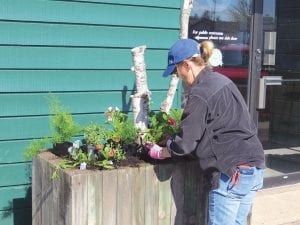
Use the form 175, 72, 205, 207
0, 0, 182, 224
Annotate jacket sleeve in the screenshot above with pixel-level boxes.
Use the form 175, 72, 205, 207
167, 95, 208, 155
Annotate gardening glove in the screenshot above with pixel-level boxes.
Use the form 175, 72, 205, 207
145, 141, 167, 160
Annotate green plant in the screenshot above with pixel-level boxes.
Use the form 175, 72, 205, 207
24, 138, 50, 160
48, 95, 82, 144
83, 123, 107, 146
145, 108, 183, 144
104, 107, 138, 145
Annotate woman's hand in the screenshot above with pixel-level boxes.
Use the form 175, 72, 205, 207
145, 142, 171, 160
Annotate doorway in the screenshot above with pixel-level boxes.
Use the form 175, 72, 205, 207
189, 0, 300, 187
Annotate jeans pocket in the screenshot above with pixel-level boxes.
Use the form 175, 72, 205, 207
227, 168, 256, 199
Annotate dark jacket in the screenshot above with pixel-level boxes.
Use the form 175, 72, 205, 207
167, 67, 265, 189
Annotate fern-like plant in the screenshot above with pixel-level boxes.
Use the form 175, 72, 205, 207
48, 95, 82, 144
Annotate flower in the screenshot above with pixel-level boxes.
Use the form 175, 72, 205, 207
115, 107, 120, 112
145, 109, 182, 144
68, 146, 75, 154
107, 106, 113, 111
80, 162, 87, 170
108, 149, 115, 157
168, 118, 177, 126
73, 140, 81, 149
105, 112, 113, 121
95, 144, 103, 151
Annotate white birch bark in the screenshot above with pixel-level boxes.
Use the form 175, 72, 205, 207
131, 94, 149, 132
130, 45, 150, 132
160, 74, 179, 113
131, 45, 150, 95
160, 0, 193, 113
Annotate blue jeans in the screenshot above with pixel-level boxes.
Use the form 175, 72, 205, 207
208, 167, 264, 225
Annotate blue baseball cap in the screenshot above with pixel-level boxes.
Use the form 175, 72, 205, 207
163, 38, 201, 77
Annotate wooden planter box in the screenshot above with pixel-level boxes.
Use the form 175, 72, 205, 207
32, 151, 209, 225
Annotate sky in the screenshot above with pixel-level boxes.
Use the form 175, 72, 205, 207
191, 0, 276, 21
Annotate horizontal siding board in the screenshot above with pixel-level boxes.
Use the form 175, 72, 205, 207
0, 100, 181, 141
0, 21, 178, 48
0, 185, 31, 210
56, 0, 181, 8
0, 46, 167, 69
0, 140, 33, 164
0, 163, 31, 187
0, 70, 173, 92
0, 1, 180, 29
0, 90, 175, 117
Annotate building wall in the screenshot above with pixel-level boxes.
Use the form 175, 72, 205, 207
0, 1, 182, 224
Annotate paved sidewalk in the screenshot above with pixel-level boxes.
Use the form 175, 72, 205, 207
251, 183, 300, 225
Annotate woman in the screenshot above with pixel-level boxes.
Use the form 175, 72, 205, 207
146, 38, 265, 225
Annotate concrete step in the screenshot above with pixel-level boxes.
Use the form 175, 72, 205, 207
250, 183, 300, 225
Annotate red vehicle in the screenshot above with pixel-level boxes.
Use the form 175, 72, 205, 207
213, 44, 268, 79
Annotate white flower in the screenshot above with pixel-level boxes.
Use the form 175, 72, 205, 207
107, 106, 113, 111
80, 162, 87, 170
108, 160, 113, 165
68, 146, 75, 154
73, 140, 81, 149
115, 107, 120, 112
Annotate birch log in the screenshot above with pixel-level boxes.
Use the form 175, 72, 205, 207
160, 0, 193, 113
130, 45, 151, 132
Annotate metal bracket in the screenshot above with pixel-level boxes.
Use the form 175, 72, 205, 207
257, 76, 282, 109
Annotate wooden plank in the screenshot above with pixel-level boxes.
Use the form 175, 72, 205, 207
0, 1, 180, 29
184, 161, 201, 224
158, 163, 174, 225
93, 171, 103, 225
32, 156, 42, 225
102, 169, 118, 225
0, 46, 167, 69
71, 172, 88, 225
61, 168, 73, 225
144, 163, 159, 225
87, 172, 97, 225
0, 91, 171, 117
50, 158, 68, 225
169, 162, 186, 225
117, 167, 132, 225
0, 163, 31, 187
0, 21, 178, 48
40, 153, 53, 225
131, 165, 146, 225
58, 0, 181, 8
0, 70, 174, 92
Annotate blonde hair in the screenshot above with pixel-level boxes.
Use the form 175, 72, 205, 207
190, 40, 214, 66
